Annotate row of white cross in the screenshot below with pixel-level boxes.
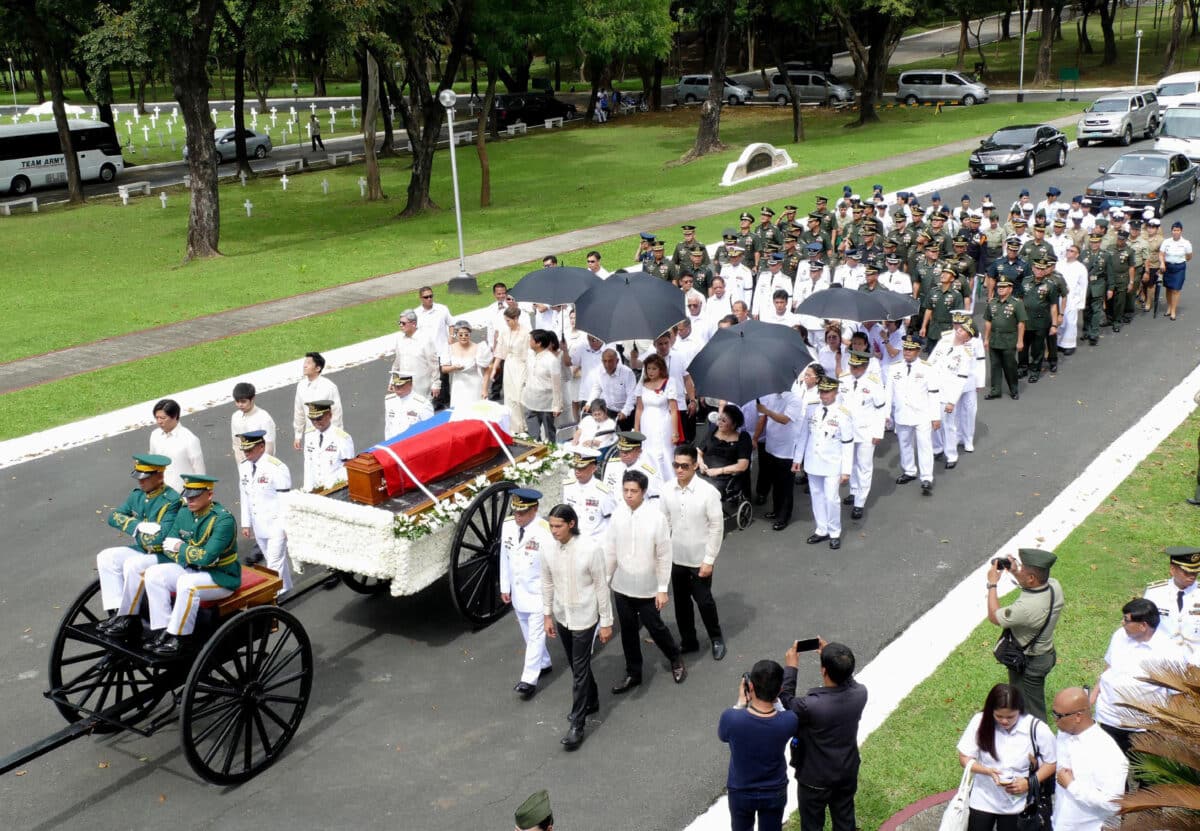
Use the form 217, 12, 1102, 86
125, 173, 371, 213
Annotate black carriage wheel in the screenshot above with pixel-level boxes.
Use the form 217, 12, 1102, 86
48, 579, 170, 733
339, 572, 390, 594
180, 606, 313, 785
448, 481, 516, 627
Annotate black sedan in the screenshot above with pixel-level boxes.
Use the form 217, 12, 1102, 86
968, 124, 1068, 178
490, 93, 577, 130
1085, 150, 1198, 216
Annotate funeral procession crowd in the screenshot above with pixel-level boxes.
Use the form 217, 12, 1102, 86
87, 185, 1199, 831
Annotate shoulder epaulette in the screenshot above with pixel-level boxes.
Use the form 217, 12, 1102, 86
595, 481, 611, 494
1145, 578, 1170, 590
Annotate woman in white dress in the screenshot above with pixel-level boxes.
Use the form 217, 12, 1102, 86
491, 305, 531, 427
441, 320, 494, 408
572, 399, 618, 451
634, 354, 679, 481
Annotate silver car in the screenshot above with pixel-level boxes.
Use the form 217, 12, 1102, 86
674, 75, 754, 106
1076, 93, 1160, 147
896, 70, 989, 106
183, 128, 273, 162
768, 71, 855, 105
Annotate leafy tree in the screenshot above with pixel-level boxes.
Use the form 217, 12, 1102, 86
830, 0, 914, 126
78, 3, 156, 122
568, 0, 672, 122
681, 0, 735, 161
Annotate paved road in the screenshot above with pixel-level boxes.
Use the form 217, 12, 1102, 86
3, 139, 1199, 830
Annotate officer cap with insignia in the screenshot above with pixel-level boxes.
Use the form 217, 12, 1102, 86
1117, 229, 1130, 239
760, 206, 775, 217
1088, 232, 1104, 241
131, 453, 171, 480
515, 790, 553, 830
640, 232, 656, 242
739, 211, 753, 222
722, 232, 737, 243
784, 204, 798, 212
616, 430, 646, 451
892, 207, 907, 218
1167, 546, 1200, 573
180, 474, 219, 498
940, 266, 957, 277
885, 254, 901, 264
953, 234, 969, 244
652, 241, 665, 251
728, 245, 744, 255
571, 447, 600, 468
846, 249, 862, 260
808, 211, 824, 221
1053, 218, 1066, 227
882, 237, 898, 248
809, 258, 826, 269
996, 275, 1015, 287
957, 318, 977, 337
1013, 217, 1028, 227
1032, 257, 1052, 269
1005, 236, 1021, 249
805, 241, 823, 253
389, 370, 413, 386
682, 224, 697, 231
1019, 548, 1057, 570
236, 430, 268, 451
816, 195, 829, 204
1032, 220, 1047, 230
901, 336, 921, 350
306, 399, 334, 420
768, 251, 784, 262
865, 264, 880, 275
817, 375, 840, 392
848, 350, 871, 366
510, 488, 543, 512
950, 309, 972, 323
911, 204, 925, 215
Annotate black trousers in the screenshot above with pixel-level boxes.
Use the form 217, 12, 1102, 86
965, 808, 1019, 831
988, 347, 1019, 396
763, 450, 794, 523
671, 563, 721, 649
613, 592, 679, 679
311, 134, 324, 150
556, 620, 599, 730
797, 779, 858, 831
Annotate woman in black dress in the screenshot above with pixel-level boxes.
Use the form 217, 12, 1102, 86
698, 404, 753, 498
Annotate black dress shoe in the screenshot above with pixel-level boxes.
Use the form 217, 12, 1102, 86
671, 659, 688, 684
1017, 369, 1028, 379
1089, 338, 1098, 346
1028, 374, 1039, 383
514, 682, 537, 700
829, 538, 841, 550
851, 506, 864, 520
104, 615, 141, 639
945, 460, 957, 470
984, 393, 1001, 400
148, 634, 186, 657
841, 495, 854, 506
712, 640, 727, 661
764, 511, 777, 520
895, 473, 917, 484
679, 642, 701, 654
771, 521, 788, 531
1112, 325, 1121, 333
1188, 497, 1200, 506
806, 533, 830, 544
1010, 392, 1019, 400
920, 480, 933, 495
142, 628, 167, 648
611, 676, 642, 695
539, 665, 553, 678
561, 726, 585, 750
95, 611, 122, 632
1048, 364, 1058, 373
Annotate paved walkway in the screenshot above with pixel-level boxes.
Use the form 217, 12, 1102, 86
0, 116, 1073, 395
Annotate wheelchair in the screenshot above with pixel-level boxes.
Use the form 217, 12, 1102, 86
704, 470, 753, 531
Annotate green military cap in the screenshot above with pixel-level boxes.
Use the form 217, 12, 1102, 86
652, 241, 665, 251
616, 430, 645, 450
817, 375, 840, 392
739, 211, 753, 222
940, 266, 957, 277
764, 242, 782, 253
515, 790, 552, 829
930, 212, 947, 221
760, 206, 775, 217
1032, 257, 1052, 269
236, 430, 268, 451
180, 473, 219, 498
791, 220, 806, 230
901, 336, 921, 350
682, 224, 697, 231
848, 350, 871, 366
306, 399, 334, 419
1167, 546, 1200, 573
131, 453, 172, 480
1032, 220, 1047, 230
864, 264, 880, 275
808, 211, 824, 221
882, 237, 898, 248
851, 203, 865, 212
722, 233, 737, 243
783, 204, 798, 212
688, 244, 705, 255
916, 230, 932, 241
815, 195, 829, 203
1005, 237, 1021, 249
953, 234, 969, 244
892, 207, 907, 218
1088, 232, 1104, 241
910, 204, 926, 215
1095, 217, 1110, 227
996, 275, 1014, 287
1019, 548, 1057, 570
510, 488, 542, 511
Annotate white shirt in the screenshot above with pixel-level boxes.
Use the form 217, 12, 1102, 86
541, 534, 613, 630
570, 341, 606, 404
659, 351, 690, 406
1051, 724, 1128, 831
237, 453, 291, 536
750, 270, 793, 317
414, 302, 453, 349
957, 712, 1056, 815
392, 332, 441, 398
302, 425, 355, 492
384, 392, 434, 439
760, 391, 804, 458
574, 414, 617, 450
591, 266, 612, 280
719, 263, 754, 304
660, 476, 723, 567
840, 369, 887, 443
1160, 236, 1192, 263
499, 516, 553, 614
562, 474, 616, 542
230, 405, 276, 464
887, 357, 940, 426
602, 455, 663, 499
880, 268, 913, 296
1095, 627, 1187, 728
591, 362, 638, 416
292, 375, 343, 440
761, 307, 801, 328
1061, 260, 1089, 312
522, 349, 565, 413
605, 500, 672, 597
149, 424, 205, 494
1145, 577, 1200, 660
792, 399, 854, 476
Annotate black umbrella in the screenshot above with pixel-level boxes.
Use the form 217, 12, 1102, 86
870, 290, 921, 321
573, 271, 686, 343
795, 286, 890, 323
508, 266, 600, 306
687, 321, 813, 403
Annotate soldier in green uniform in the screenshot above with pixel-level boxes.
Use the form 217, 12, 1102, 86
949, 235, 975, 300
1018, 220, 1053, 270
921, 267, 964, 351
859, 221, 883, 266
800, 212, 832, 258
908, 203, 927, 238
986, 238, 1030, 301
734, 212, 760, 268
1081, 232, 1114, 345
752, 207, 783, 255
96, 454, 183, 629
927, 212, 953, 258
683, 245, 713, 292
713, 230, 738, 272
781, 234, 803, 280
673, 225, 709, 267
1018, 258, 1061, 383
887, 209, 916, 263
142, 473, 241, 656
914, 242, 945, 305
643, 241, 672, 282
1108, 230, 1137, 331
983, 275, 1027, 400
776, 204, 799, 235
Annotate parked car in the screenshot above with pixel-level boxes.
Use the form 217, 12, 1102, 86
674, 75, 755, 106
968, 124, 1068, 178
768, 71, 855, 105
1155, 71, 1200, 109
182, 128, 272, 162
490, 93, 577, 130
1085, 150, 1198, 216
1076, 92, 1160, 146
1155, 96, 1200, 160
897, 70, 989, 106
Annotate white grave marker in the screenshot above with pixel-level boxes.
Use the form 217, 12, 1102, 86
309, 102, 317, 115
244, 199, 253, 217
357, 176, 366, 198
211, 107, 218, 124
280, 174, 289, 191
321, 178, 329, 195
239, 171, 247, 187
159, 191, 168, 209
120, 191, 130, 206
142, 125, 150, 143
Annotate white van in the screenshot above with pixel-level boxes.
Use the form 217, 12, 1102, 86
1155, 71, 1200, 109
1155, 95, 1200, 160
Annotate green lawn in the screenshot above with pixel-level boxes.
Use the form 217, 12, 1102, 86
835, 409, 1200, 830
2, 101, 1080, 369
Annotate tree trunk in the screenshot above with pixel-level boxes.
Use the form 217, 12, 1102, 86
362, 50, 384, 201
854, 18, 904, 127
1164, 0, 1187, 74
137, 71, 149, 114
475, 69, 497, 207
1097, 0, 1118, 66
30, 49, 46, 103
38, 39, 84, 204
830, 3, 869, 90
956, 8, 971, 70
768, 38, 802, 142
1078, 9, 1093, 55
1001, 6, 1013, 40
652, 58, 664, 110
682, 0, 733, 162
168, 0, 223, 261
1032, 3, 1057, 85
233, 48, 251, 178
376, 55, 395, 156
126, 65, 136, 101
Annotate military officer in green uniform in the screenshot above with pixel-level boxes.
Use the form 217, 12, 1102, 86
1108, 230, 1137, 331
673, 225, 709, 267
1018, 220, 1054, 268
983, 275, 1027, 400
986, 238, 1030, 302
713, 230, 738, 272
859, 221, 883, 265
908, 203, 927, 237
986, 548, 1064, 722
776, 204, 799, 235
839, 204, 866, 257
752, 207, 783, 255
1018, 258, 1061, 382
814, 195, 837, 242
1081, 232, 1114, 345
949, 235, 975, 300
96, 454, 183, 629
914, 242, 945, 305
927, 211, 953, 257
734, 211, 760, 268
780, 233, 803, 279
681, 245, 713, 292
887, 209, 917, 263
800, 212, 832, 258
642, 241, 672, 281
921, 267, 964, 350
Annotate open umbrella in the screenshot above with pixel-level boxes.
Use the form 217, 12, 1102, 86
795, 286, 890, 323
573, 271, 686, 343
686, 321, 813, 403
870, 290, 921, 321
508, 266, 599, 307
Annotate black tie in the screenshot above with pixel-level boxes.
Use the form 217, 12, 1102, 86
821, 406, 827, 419
518, 526, 525, 542
853, 379, 858, 391
907, 363, 912, 376
318, 432, 325, 448
251, 461, 257, 476
1180, 590, 1186, 613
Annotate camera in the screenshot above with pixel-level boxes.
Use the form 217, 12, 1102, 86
993, 557, 1011, 571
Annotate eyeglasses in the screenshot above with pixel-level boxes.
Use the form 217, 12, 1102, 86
671, 462, 693, 469
587, 259, 598, 264
1051, 708, 1084, 720
420, 294, 433, 300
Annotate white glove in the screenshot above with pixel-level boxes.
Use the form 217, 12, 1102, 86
163, 537, 183, 554
135, 521, 161, 536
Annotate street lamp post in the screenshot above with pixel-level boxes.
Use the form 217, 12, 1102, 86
1017, 0, 1027, 103
292, 81, 303, 165
439, 89, 477, 295
6, 57, 16, 110
1134, 29, 1144, 87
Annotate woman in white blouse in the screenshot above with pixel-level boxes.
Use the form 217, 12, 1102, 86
1159, 220, 1193, 321
492, 305, 531, 427
441, 320, 493, 408
817, 325, 849, 379
956, 683, 1056, 831
521, 329, 564, 442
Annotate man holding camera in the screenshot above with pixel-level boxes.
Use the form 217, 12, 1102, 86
779, 639, 868, 831
986, 548, 1064, 722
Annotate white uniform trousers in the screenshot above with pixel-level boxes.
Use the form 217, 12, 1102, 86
807, 473, 843, 539
1059, 308, 1079, 349
97, 546, 143, 611
117, 553, 162, 615
514, 609, 553, 685
955, 390, 977, 452
144, 563, 233, 635
936, 414, 960, 464
254, 531, 292, 594
896, 422, 934, 481
848, 442, 876, 509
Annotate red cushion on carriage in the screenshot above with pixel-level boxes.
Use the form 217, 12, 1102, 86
197, 568, 268, 608
370, 420, 512, 498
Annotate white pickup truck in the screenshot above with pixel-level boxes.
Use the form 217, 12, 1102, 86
1077, 92, 1161, 147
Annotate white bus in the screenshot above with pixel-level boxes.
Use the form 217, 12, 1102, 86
0, 119, 125, 195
